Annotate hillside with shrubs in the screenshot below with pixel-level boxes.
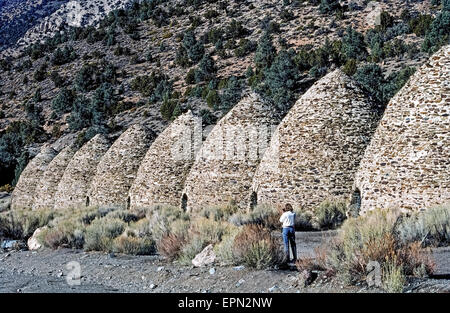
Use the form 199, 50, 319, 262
0, 0, 449, 190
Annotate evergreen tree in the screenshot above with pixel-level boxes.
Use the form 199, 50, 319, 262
254, 31, 277, 70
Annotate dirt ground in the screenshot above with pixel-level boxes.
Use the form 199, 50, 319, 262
0, 231, 449, 293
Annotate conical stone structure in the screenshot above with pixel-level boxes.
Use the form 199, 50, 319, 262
11, 146, 57, 210
32, 145, 77, 210
88, 124, 156, 209
353, 45, 450, 213
252, 69, 381, 211
182, 92, 278, 213
54, 134, 111, 209
129, 111, 202, 209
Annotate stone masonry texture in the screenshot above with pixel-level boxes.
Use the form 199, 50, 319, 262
32, 145, 77, 210
183, 92, 279, 213
11, 146, 57, 210
88, 124, 156, 209
251, 69, 381, 211
54, 134, 111, 210
353, 45, 450, 213
129, 111, 201, 209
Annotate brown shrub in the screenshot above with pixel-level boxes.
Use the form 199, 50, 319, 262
232, 224, 283, 269
157, 233, 187, 260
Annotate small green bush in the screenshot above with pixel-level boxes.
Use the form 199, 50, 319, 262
84, 217, 126, 252
382, 258, 406, 293
313, 199, 347, 230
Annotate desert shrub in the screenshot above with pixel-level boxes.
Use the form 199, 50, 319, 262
323, 209, 435, 289
214, 227, 240, 265
232, 224, 283, 269
382, 258, 406, 293
157, 233, 187, 260
148, 205, 190, 242
201, 203, 238, 222
105, 209, 139, 223
114, 235, 155, 255
84, 217, 126, 252
313, 199, 347, 230
0, 208, 54, 240
396, 205, 450, 247
229, 204, 280, 230
38, 219, 85, 249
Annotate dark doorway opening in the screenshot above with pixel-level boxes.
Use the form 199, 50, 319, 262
250, 192, 257, 211
127, 197, 131, 210
85, 196, 90, 207
181, 194, 188, 212
349, 189, 361, 216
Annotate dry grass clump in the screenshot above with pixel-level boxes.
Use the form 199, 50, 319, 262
0, 207, 54, 240
114, 234, 155, 255
396, 205, 450, 247
229, 204, 314, 231
299, 208, 435, 291
84, 217, 126, 252
231, 224, 284, 269
35, 206, 157, 255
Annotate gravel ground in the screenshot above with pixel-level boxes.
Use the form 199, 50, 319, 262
0, 231, 448, 293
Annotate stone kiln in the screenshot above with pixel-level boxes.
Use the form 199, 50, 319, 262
353, 45, 450, 213
129, 111, 202, 209
54, 134, 111, 209
88, 124, 156, 209
32, 145, 77, 210
251, 69, 381, 211
182, 92, 279, 212
11, 146, 57, 210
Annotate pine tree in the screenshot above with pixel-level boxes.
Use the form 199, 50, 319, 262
254, 31, 276, 70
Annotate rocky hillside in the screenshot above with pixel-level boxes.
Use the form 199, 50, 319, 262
0, 0, 448, 188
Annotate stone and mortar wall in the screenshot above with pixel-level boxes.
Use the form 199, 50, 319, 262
129, 111, 202, 209
183, 92, 279, 213
54, 134, 111, 210
32, 145, 77, 210
88, 124, 156, 209
252, 69, 381, 211
11, 146, 57, 210
353, 45, 450, 213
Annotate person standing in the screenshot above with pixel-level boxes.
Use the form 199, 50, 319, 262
279, 203, 297, 263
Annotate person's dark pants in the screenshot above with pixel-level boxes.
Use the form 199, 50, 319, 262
282, 226, 297, 262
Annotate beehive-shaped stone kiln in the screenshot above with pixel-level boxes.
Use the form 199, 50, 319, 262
182, 92, 278, 213
32, 145, 77, 210
11, 146, 57, 210
251, 69, 381, 211
353, 45, 450, 213
129, 111, 202, 209
54, 134, 111, 209
88, 124, 156, 209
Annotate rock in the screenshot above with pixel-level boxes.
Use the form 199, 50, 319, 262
27, 227, 46, 251
235, 279, 245, 287
192, 244, 216, 267
268, 285, 281, 293
209, 267, 216, 275
157, 266, 164, 272
233, 265, 245, 271
1, 239, 27, 251
149, 284, 157, 289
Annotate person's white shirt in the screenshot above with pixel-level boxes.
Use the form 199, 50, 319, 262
280, 211, 296, 228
